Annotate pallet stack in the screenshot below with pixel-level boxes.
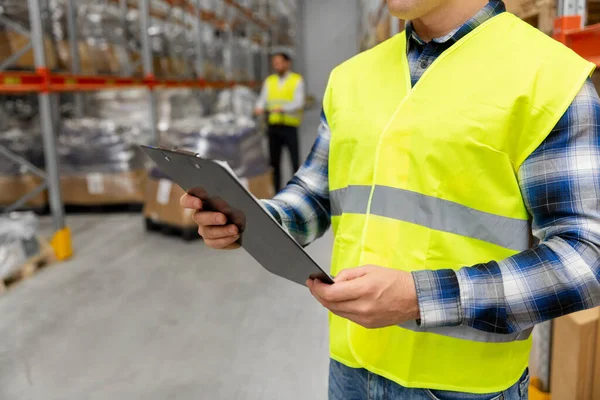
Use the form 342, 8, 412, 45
0, 212, 56, 294
0, 95, 47, 212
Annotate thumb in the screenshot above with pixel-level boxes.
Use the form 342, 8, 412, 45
334, 266, 369, 283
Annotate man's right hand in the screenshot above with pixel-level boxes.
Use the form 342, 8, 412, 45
254, 108, 264, 116
180, 194, 240, 249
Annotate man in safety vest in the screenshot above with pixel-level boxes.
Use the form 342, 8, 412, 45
255, 52, 305, 192
183, 0, 600, 398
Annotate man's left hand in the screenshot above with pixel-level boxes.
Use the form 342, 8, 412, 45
307, 265, 420, 329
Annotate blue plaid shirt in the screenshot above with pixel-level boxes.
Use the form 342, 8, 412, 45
263, 0, 600, 334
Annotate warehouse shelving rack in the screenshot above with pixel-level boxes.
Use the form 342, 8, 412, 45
527, 2, 600, 400
0, 0, 273, 261
554, 0, 600, 66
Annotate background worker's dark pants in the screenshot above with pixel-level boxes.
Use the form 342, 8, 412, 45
268, 124, 300, 192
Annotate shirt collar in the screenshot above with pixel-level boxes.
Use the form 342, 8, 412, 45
405, 0, 506, 49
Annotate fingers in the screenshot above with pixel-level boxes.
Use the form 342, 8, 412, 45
204, 235, 240, 249
193, 211, 227, 226
334, 267, 369, 283
182, 194, 240, 250
180, 193, 202, 209
309, 278, 363, 304
200, 224, 238, 240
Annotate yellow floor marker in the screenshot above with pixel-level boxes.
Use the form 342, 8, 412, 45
529, 378, 551, 400
50, 227, 73, 261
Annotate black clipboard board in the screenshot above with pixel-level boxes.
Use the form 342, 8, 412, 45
141, 145, 334, 286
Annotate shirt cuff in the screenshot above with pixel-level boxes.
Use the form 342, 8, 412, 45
412, 269, 463, 328
260, 200, 291, 235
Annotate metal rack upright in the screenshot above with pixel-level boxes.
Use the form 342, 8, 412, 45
0, 0, 274, 261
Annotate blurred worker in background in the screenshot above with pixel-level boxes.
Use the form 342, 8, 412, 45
255, 52, 305, 192
185, 0, 600, 398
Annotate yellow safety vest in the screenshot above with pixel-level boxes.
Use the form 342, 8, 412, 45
323, 13, 594, 393
266, 72, 303, 127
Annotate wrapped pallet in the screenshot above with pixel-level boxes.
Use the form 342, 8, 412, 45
0, 96, 47, 209
0, 212, 40, 282
0, 0, 58, 69
58, 118, 147, 206
144, 88, 273, 237
268, 0, 298, 47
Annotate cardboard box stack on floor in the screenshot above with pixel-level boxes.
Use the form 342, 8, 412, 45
58, 118, 148, 207
550, 307, 600, 400
144, 168, 274, 231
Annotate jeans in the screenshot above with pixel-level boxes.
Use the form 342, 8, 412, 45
329, 359, 530, 400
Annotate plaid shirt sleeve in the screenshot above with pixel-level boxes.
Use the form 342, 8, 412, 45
261, 110, 331, 246
413, 78, 600, 333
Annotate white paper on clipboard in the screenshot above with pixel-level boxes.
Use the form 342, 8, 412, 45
212, 160, 282, 224
214, 160, 250, 192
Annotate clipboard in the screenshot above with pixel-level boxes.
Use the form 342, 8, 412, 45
141, 146, 334, 286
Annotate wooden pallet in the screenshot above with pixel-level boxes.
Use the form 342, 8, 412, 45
0, 238, 56, 295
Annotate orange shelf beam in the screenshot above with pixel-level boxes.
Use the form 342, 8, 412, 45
0, 71, 259, 93
0, 72, 44, 93
554, 16, 600, 66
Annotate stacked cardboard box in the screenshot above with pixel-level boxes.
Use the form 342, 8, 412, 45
550, 307, 600, 400
58, 117, 148, 207
144, 169, 274, 231
0, 30, 58, 69
61, 170, 147, 206
0, 175, 47, 209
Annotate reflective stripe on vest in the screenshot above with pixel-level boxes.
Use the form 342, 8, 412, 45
331, 185, 530, 252
399, 321, 533, 343
324, 11, 595, 393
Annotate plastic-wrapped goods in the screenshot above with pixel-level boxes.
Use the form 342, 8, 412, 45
0, 125, 43, 176
161, 113, 268, 179
146, 111, 272, 231
358, 0, 404, 52
0, 97, 47, 208
156, 89, 206, 131
46, 0, 133, 74
269, 0, 297, 46
58, 118, 147, 205
0, 0, 59, 69
87, 88, 205, 136
214, 85, 258, 118
205, 28, 227, 81
77, 3, 130, 75
232, 37, 254, 82
59, 118, 146, 175
87, 90, 153, 140
164, 21, 195, 78
125, 10, 192, 78
0, 212, 40, 280
0, 0, 30, 27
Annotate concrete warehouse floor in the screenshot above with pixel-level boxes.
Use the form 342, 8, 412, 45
0, 111, 333, 400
